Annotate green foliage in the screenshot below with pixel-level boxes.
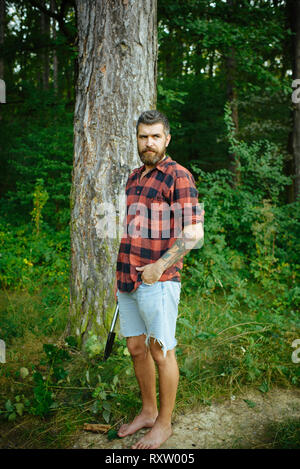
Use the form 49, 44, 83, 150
2, 395, 31, 421
107, 428, 121, 441
84, 332, 103, 359
182, 104, 298, 298
0, 278, 299, 447
30, 370, 56, 417
30, 179, 49, 237
26, 343, 71, 417
265, 419, 300, 449
1, 86, 73, 229
0, 217, 70, 291
0, 0, 299, 450
0, 283, 68, 346
157, 0, 290, 166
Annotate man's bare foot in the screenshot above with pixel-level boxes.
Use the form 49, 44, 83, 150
131, 420, 172, 449
117, 411, 158, 438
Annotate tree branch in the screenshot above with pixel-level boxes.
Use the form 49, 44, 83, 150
27, 0, 76, 43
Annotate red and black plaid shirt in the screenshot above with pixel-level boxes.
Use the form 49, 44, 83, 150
116, 155, 204, 292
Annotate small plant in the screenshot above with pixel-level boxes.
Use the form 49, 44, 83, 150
84, 332, 103, 358
30, 370, 56, 417
2, 395, 31, 421
30, 179, 49, 236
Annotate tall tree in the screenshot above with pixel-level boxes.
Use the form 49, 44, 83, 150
50, 0, 58, 94
223, 0, 241, 187
40, 5, 50, 90
289, 0, 300, 200
68, 0, 158, 346
0, 0, 5, 107
0, 0, 5, 81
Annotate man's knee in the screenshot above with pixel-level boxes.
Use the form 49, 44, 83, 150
126, 335, 148, 359
149, 339, 175, 365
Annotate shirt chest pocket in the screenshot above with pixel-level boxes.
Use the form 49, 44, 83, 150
146, 190, 170, 208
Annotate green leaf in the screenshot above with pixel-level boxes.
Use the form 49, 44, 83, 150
259, 381, 269, 393
196, 331, 217, 340
243, 399, 256, 408
5, 400, 14, 413
15, 403, 24, 416
103, 401, 111, 411
113, 375, 119, 386
91, 401, 100, 414
8, 412, 17, 421
65, 336, 77, 348
107, 429, 120, 441
103, 410, 110, 423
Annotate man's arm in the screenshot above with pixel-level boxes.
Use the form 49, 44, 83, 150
136, 223, 204, 284
157, 223, 203, 271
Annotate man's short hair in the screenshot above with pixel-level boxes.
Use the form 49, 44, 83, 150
136, 110, 170, 136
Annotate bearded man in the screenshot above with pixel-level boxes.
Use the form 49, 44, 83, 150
115, 110, 204, 449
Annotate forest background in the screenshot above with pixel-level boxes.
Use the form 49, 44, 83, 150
0, 0, 299, 449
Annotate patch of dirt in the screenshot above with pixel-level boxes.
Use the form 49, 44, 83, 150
73, 387, 300, 449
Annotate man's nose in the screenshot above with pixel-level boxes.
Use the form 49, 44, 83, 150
146, 137, 155, 146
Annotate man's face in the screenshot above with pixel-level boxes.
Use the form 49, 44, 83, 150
137, 123, 171, 167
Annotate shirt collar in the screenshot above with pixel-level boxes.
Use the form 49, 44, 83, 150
156, 154, 171, 171
138, 154, 171, 175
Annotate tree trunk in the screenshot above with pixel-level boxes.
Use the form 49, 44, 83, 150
290, 0, 300, 200
50, 0, 58, 94
41, 6, 50, 90
68, 0, 158, 347
0, 0, 4, 81
224, 0, 241, 188
208, 49, 215, 79
0, 0, 5, 107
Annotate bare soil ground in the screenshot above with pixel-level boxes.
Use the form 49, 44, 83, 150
73, 387, 300, 449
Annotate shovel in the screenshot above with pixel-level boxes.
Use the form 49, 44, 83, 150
104, 302, 119, 360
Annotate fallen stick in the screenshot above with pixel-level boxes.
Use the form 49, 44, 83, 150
83, 423, 111, 433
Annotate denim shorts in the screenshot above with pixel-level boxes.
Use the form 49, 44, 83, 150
117, 281, 181, 357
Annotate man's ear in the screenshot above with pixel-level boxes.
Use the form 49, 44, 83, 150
166, 134, 171, 147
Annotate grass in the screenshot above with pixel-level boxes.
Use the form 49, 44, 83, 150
0, 279, 299, 448
264, 418, 300, 449
230, 418, 300, 449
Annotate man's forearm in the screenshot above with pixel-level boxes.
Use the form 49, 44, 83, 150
156, 223, 204, 272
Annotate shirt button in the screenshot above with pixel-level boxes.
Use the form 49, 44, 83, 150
136, 190, 140, 194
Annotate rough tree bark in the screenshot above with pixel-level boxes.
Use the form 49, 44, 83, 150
68, 0, 158, 346
0, 0, 4, 80
0, 0, 5, 106
290, 0, 300, 200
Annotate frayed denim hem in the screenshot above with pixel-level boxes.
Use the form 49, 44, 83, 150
145, 334, 176, 358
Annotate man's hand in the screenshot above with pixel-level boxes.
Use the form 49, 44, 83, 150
136, 261, 164, 285
135, 224, 204, 285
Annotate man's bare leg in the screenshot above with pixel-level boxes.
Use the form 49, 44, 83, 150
118, 335, 158, 437
132, 339, 179, 449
